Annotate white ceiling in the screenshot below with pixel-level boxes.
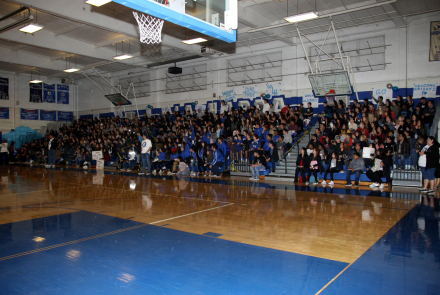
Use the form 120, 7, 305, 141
0, 0, 438, 81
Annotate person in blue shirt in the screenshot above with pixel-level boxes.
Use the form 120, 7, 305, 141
197, 143, 207, 175
254, 123, 263, 139
263, 134, 272, 156
209, 145, 224, 177
249, 134, 260, 161
217, 137, 228, 169
188, 146, 199, 176
179, 143, 190, 163
152, 148, 166, 175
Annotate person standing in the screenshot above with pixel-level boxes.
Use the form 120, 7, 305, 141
210, 145, 224, 178
419, 136, 439, 195
47, 134, 57, 168
138, 134, 152, 175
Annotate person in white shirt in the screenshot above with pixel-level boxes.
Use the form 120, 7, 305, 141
262, 99, 270, 113
0, 140, 8, 165
220, 99, 229, 115
139, 134, 152, 175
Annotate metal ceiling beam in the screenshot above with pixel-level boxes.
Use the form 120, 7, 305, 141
0, 46, 71, 73
9, 0, 202, 53
248, 0, 397, 33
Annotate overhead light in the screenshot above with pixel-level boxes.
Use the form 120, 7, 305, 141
85, 0, 112, 7
63, 68, 80, 73
29, 79, 43, 83
113, 54, 134, 60
182, 37, 207, 44
284, 11, 318, 23
19, 23, 44, 33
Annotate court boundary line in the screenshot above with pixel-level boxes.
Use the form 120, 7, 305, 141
314, 263, 353, 295
0, 203, 234, 262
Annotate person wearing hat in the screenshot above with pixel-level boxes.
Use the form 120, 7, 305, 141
168, 147, 179, 175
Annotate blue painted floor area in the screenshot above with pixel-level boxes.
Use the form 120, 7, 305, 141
321, 197, 440, 295
0, 211, 348, 295
0, 211, 141, 257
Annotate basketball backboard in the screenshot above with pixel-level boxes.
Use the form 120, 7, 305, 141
105, 93, 132, 106
308, 71, 353, 97
112, 0, 237, 43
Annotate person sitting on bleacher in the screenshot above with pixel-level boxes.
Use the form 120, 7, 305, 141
344, 152, 364, 187
250, 150, 269, 181
366, 150, 386, 189
321, 152, 343, 186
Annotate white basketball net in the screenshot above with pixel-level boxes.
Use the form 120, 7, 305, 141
133, 11, 164, 44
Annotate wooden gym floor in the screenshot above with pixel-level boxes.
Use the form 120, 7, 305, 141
0, 165, 439, 295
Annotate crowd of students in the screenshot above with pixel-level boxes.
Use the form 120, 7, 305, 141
1, 94, 439, 193
295, 94, 439, 194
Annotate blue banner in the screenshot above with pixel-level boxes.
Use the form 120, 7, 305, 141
20, 109, 39, 120
0, 107, 9, 119
58, 111, 73, 121
43, 83, 56, 103
30, 83, 43, 103
57, 84, 69, 104
0, 77, 8, 100
40, 110, 57, 121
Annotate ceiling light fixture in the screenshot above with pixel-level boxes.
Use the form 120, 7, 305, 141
63, 68, 80, 73
284, 11, 318, 23
29, 79, 43, 83
182, 37, 207, 44
85, 0, 112, 7
19, 23, 44, 33
113, 54, 134, 60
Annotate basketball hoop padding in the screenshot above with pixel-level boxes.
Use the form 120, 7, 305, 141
133, 12, 164, 44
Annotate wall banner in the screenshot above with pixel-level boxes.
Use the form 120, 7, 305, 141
43, 83, 56, 103
40, 110, 57, 121
243, 85, 258, 99
372, 87, 393, 100
222, 88, 237, 101
57, 84, 69, 104
20, 109, 39, 120
413, 83, 437, 98
429, 21, 440, 61
0, 77, 9, 100
58, 111, 74, 121
0, 107, 9, 119
30, 83, 43, 103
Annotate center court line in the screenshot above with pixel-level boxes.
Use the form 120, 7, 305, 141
149, 203, 234, 224
0, 203, 233, 262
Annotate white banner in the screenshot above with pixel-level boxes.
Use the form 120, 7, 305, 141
413, 83, 437, 98
372, 88, 393, 100
222, 88, 237, 101
92, 151, 103, 160
266, 82, 282, 96
96, 159, 105, 170
243, 85, 258, 99
195, 104, 206, 113
302, 92, 319, 108
161, 105, 172, 114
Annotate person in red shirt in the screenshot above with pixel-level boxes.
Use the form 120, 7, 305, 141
356, 122, 369, 137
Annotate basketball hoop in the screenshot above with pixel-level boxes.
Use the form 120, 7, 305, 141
133, 10, 165, 44
325, 89, 336, 106
114, 102, 123, 118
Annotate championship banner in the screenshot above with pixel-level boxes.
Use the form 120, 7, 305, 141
30, 83, 43, 103
0, 107, 9, 119
43, 83, 56, 103
40, 110, 57, 121
20, 109, 39, 120
57, 84, 69, 104
302, 92, 319, 108
413, 83, 437, 98
429, 21, 440, 61
58, 111, 73, 121
0, 77, 9, 100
